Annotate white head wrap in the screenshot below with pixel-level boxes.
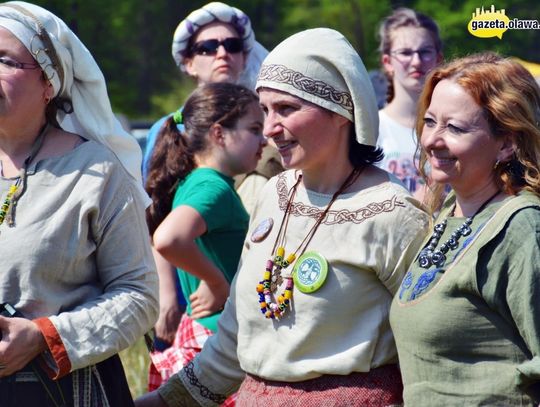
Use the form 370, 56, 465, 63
256, 28, 379, 146
0, 1, 149, 205
171, 1, 267, 90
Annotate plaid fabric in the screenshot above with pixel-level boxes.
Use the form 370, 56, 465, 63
147, 314, 236, 406
235, 364, 403, 406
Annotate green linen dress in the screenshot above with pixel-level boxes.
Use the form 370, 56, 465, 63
390, 191, 540, 406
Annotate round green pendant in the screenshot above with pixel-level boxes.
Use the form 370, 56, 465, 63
292, 251, 328, 293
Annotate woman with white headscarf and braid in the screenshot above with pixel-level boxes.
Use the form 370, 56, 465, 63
0, 2, 158, 406
136, 28, 429, 407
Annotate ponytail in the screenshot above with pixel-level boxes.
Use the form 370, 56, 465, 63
145, 116, 195, 235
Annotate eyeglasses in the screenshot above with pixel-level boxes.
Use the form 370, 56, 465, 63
191, 37, 244, 56
390, 48, 437, 63
0, 56, 39, 74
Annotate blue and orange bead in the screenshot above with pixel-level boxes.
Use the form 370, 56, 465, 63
257, 249, 295, 320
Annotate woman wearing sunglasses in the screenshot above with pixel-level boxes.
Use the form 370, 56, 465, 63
142, 2, 267, 181
143, 1, 269, 393
376, 8, 443, 201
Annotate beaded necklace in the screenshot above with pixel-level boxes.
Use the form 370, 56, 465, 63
0, 181, 21, 227
256, 167, 362, 320
417, 190, 500, 268
0, 123, 49, 229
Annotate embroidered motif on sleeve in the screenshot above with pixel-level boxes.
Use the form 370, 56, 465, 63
183, 361, 227, 404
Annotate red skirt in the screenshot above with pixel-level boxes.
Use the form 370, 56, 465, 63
235, 364, 403, 407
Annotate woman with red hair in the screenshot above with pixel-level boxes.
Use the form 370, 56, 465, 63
391, 52, 540, 406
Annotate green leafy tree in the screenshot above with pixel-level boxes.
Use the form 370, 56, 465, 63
28, 0, 539, 121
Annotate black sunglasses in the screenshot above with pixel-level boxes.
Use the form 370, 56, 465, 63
191, 37, 244, 56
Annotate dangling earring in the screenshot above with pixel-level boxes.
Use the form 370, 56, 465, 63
493, 160, 500, 170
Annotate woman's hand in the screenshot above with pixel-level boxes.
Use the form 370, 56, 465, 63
0, 316, 47, 377
155, 297, 183, 345
189, 279, 230, 319
152, 246, 184, 345
134, 390, 169, 407
154, 205, 232, 320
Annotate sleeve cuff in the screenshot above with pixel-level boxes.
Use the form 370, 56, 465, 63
33, 317, 71, 379
158, 373, 200, 406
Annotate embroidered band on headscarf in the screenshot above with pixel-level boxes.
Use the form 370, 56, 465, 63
258, 64, 354, 116
255, 28, 379, 147
171, 1, 267, 90
1, 3, 64, 87
0, 1, 150, 205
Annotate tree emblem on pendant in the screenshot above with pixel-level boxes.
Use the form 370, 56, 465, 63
292, 251, 328, 293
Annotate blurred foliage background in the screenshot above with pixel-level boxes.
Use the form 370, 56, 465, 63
32, 0, 539, 122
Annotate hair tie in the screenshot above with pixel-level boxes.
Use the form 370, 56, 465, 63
173, 110, 183, 125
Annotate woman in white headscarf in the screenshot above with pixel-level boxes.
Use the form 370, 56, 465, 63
136, 28, 429, 407
0, 2, 158, 406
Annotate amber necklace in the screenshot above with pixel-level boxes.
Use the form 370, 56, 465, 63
256, 166, 363, 320
0, 123, 49, 228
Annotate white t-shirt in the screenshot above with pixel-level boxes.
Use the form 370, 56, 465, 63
376, 110, 425, 199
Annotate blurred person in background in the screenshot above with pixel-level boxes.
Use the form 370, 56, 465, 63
142, 1, 267, 181
376, 8, 443, 201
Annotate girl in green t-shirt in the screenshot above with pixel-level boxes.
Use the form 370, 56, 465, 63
145, 82, 266, 390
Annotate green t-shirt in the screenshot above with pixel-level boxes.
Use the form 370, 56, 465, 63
172, 167, 249, 332
390, 192, 540, 406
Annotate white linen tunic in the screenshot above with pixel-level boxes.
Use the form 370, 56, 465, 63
166, 169, 429, 405
0, 140, 158, 376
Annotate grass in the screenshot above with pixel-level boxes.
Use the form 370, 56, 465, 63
119, 336, 151, 399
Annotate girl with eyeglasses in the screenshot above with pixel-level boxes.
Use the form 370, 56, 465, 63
376, 8, 443, 202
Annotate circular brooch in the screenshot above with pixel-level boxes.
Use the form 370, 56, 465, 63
292, 251, 328, 293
